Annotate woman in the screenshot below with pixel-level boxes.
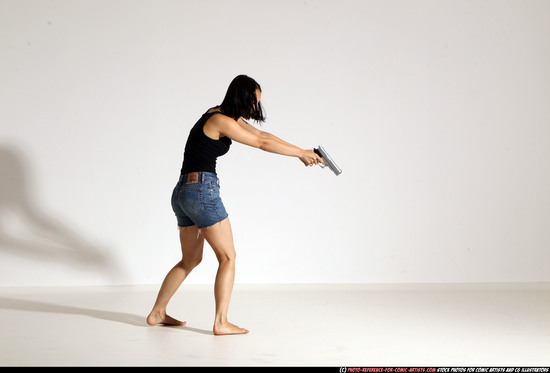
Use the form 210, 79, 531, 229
146, 75, 324, 335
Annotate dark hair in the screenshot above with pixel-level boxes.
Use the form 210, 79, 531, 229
220, 75, 265, 122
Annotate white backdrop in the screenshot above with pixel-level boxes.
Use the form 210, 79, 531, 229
1, 0, 549, 286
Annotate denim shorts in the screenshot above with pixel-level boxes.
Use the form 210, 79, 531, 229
171, 172, 229, 229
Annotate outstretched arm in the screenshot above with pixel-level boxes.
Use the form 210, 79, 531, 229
208, 115, 323, 167
237, 118, 295, 148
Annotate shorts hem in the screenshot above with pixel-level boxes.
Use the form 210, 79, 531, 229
196, 214, 228, 229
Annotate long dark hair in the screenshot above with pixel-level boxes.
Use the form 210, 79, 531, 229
220, 75, 265, 123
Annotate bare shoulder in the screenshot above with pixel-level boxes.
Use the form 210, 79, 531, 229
204, 110, 237, 139
208, 111, 236, 127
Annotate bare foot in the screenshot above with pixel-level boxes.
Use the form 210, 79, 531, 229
213, 321, 249, 335
147, 311, 186, 326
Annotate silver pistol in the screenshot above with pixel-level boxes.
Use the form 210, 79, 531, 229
314, 146, 342, 176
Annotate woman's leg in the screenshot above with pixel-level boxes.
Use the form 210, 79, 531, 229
200, 218, 248, 335
147, 225, 204, 326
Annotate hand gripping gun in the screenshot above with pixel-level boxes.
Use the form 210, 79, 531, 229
314, 146, 342, 176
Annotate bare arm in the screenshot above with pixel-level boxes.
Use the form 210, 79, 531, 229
237, 118, 295, 148
207, 115, 323, 166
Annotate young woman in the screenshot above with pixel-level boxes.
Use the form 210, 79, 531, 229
146, 75, 324, 335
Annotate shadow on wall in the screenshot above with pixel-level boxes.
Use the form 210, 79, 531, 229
0, 142, 125, 284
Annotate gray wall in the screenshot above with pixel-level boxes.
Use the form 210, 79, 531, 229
2, 0, 549, 286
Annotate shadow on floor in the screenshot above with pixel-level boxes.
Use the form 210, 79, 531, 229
0, 296, 213, 335
0, 296, 145, 327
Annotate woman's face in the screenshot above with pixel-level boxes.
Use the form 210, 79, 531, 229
244, 88, 261, 119
255, 88, 262, 108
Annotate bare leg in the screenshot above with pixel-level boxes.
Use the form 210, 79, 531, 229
200, 218, 248, 335
147, 226, 204, 326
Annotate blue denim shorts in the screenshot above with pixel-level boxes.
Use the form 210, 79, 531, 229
171, 172, 229, 229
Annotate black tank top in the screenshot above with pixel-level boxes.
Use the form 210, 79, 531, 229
180, 110, 232, 175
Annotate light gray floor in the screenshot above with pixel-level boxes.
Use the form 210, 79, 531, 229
0, 283, 549, 366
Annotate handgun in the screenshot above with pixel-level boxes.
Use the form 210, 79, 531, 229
314, 146, 342, 176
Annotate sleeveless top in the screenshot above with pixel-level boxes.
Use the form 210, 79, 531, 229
180, 110, 232, 175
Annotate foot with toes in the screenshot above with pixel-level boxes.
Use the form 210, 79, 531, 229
213, 321, 249, 335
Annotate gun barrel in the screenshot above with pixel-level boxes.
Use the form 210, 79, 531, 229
315, 146, 342, 176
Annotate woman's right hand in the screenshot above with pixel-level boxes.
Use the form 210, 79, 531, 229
299, 149, 325, 167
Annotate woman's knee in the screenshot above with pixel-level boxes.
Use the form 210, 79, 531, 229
180, 254, 202, 270
217, 249, 236, 264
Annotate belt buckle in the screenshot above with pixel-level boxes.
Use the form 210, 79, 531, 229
186, 172, 199, 184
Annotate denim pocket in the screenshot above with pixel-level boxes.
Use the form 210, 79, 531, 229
180, 187, 204, 215
207, 180, 221, 202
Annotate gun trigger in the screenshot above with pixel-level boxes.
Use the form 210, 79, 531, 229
314, 148, 324, 168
